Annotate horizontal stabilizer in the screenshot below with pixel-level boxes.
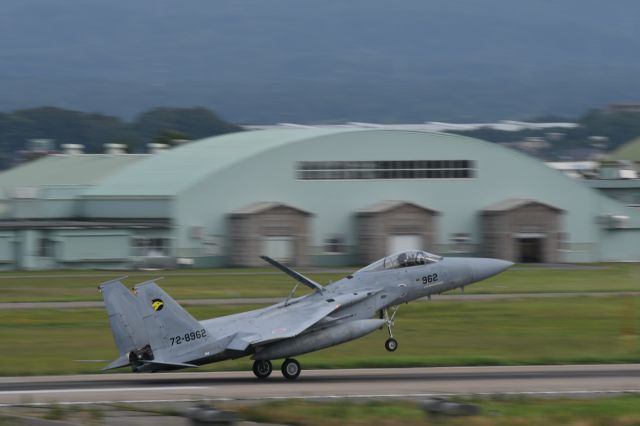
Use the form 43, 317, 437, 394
101, 354, 130, 371
146, 360, 199, 369
260, 256, 324, 292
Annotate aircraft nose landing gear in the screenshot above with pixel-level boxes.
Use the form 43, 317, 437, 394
385, 337, 398, 351
382, 306, 399, 352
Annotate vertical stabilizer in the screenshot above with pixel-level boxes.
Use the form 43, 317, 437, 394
99, 279, 149, 356
134, 281, 208, 354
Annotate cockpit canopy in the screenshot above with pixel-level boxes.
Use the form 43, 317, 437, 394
358, 250, 442, 272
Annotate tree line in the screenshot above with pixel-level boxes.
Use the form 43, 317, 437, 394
451, 109, 640, 160
0, 106, 242, 167
1, 105, 639, 167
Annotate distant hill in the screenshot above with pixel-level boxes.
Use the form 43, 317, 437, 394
609, 137, 640, 161
2, 0, 640, 123
0, 107, 241, 167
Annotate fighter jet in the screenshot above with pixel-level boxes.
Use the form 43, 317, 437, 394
99, 251, 512, 379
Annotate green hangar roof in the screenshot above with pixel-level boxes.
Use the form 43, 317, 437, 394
82, 128, 506, 197
79, 127, 640, 234
83, 129, 361, 197
0, 154, 149, 199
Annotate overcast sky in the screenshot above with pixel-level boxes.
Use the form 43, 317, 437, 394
2, 1, 639, 122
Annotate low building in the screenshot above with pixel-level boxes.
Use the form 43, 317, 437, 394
0, 129, 638, 270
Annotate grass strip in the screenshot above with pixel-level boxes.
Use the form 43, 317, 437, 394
0, 263, 640, 303
231, 395, 640, 426
1, 296, 639, 375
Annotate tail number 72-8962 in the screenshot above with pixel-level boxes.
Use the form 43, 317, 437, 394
170, 329, 207, 346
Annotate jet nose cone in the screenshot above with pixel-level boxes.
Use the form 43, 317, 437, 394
469, 258, 514, 282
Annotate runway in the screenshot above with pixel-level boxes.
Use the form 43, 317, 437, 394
1, 364, 639, 406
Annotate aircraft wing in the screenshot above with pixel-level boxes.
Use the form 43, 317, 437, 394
260, 256, 324, 292
225, 289, 379, 351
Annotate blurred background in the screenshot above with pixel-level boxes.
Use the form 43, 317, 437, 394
0, 1, 639, 270
1, 1, 640, 425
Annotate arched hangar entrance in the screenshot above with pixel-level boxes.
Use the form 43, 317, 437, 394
356, 201, 438, 264
229, 202, 313, 267
481, 199, 564, 263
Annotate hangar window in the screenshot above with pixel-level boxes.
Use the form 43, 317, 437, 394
38, 237, 55, 258
297, 160, 475, 180
450, 233, 471, 253
323, 235, 346, 254
132, 237, 171, 257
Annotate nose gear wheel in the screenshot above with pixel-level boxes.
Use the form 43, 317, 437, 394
383, 306, 400, 352
385, 337, 398, 351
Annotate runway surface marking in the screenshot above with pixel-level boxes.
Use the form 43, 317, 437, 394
1, 365, 639, 406
4, 390, 640, 407
0, 386, 206, 396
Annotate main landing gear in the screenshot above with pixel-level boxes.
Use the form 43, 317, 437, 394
252, 358, 301, 380
252, 359, 272, 379
281, 358, 301, 380
382, 306, 399, 352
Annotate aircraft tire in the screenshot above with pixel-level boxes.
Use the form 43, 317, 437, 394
385, 338, 398, 352
252, 360, 273, 379
281, 358, 301, 380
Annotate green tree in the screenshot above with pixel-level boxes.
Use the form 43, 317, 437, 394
0, 106, 242, 166
152, 130, 191, 146
1, 107, 134, 153
133, 107, 241, 143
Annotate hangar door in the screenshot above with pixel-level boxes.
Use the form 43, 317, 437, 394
261, 236, 294, 263
515, 233, 545, 263
229, 202, 313, 267
387, 234, 423, 255
357, 201, 438, 264
481, 199, 564, 263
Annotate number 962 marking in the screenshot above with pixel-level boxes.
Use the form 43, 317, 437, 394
421, 273, 438, 285
170, 329, 207, 346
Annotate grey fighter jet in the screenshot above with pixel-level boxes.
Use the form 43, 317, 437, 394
99, 251, 512, 379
